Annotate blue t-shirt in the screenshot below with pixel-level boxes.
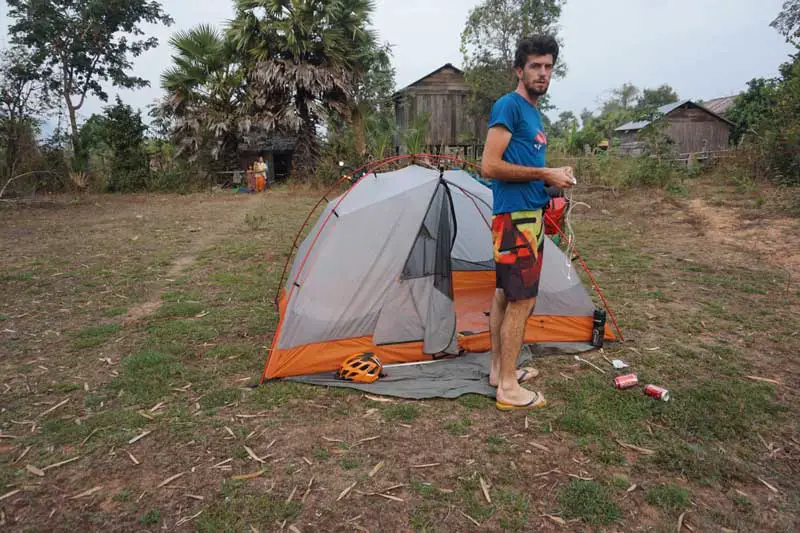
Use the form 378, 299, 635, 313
487, 92, 549, 214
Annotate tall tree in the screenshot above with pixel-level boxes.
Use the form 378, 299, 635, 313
460, 0, 567, 119
161, 24, 244, 166
102, 97, 149, 191
637, 84, 679, 110
350, 43, 394, 156
548, 110, 578, 139
227, 0, 380, 175
6, 0, 173, 170
771, 0, 800, 45
601, 83, 640, 114
0, 46, 53, 180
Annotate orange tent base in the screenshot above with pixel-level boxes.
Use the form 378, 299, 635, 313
263, 270, 616, 379
263, 317, 615, 379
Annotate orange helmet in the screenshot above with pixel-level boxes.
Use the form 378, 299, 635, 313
336, 352, 384, 383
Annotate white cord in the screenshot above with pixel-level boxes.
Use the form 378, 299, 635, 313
562, 180, 590, 280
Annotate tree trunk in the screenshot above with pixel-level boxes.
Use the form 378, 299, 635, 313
294, 91, 319, 180
5, 112, 18, 180
352, 105, 366, 157
65, 95, 84, 171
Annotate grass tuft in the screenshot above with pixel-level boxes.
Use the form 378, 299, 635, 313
138, 509, 161, 525
382, 403, 420, 422
556, 480, 622, 526
644, 484, 692, 512
109, 350, 187, 405
155, 301, 205, 318
195, 481, 301, 532
457, 394, 493, 410
72, 323, 120, 349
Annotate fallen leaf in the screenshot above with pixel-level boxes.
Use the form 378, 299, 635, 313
368, 461, 385, 478
37, 398, 70, 418
460, 511, 481, 526
677, 511, 688, 532
302, 476, 315, 503
157, 472, 185, 488
231, 469, 268, 481
364, 394, 393, 403
616, 439, 655, 455
529, 442, 551, 452
25, 465, 44, 477
13, 446, 31, 464
375, 493, 403, 502
336, 481, 357, 502
543, 514, 567, 526
69, 486, 103, 499
746, 376, 780, 385
243, 446, 265, 464
43, 456, 81, 470
128, 431, 151, 445
479, 476, 491, 504
0, 490, 21, 502
758, 477, 779, 494
175, 510, 203, 527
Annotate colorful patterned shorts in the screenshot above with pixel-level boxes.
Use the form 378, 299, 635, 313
491, 209, 545, 301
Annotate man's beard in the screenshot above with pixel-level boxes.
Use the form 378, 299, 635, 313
525, 79, 549, 98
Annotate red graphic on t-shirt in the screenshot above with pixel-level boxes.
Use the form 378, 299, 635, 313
534, 131, 548, 145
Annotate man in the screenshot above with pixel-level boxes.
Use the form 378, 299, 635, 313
481, 35, 575, 410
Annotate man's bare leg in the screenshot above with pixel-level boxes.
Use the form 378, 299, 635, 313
488, 289, 506, 386
496, 297, 543, 406
489, 290, 539, 387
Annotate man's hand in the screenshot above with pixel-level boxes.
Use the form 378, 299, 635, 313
545, 167, 575, 189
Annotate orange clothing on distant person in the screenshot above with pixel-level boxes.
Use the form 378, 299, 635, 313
254, 160, 267, 192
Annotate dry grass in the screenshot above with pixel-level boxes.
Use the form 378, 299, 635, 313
0, 178, 798, 532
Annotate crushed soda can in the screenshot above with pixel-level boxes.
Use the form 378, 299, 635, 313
614, 374, 638, 389
644, 384, 670, 401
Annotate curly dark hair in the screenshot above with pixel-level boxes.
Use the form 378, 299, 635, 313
514, 35, 559, 69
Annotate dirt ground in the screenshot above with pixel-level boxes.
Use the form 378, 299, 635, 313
1, 178, 798, 532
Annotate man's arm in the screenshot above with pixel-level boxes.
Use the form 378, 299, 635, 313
481, 126, 553, 183
481, 126, 575, 188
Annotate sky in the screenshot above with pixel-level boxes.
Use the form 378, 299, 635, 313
1, 0, 796, 128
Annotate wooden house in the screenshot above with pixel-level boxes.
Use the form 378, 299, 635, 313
614, 100, 734, 156
392, 63, 487, 156
237, 128, 296, 182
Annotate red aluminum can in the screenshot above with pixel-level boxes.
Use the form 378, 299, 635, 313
614, 374, 638, 389
644, 384, 670, 401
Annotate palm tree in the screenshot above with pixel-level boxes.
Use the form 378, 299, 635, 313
227, 0, 380, 175
160, 24, 245, 166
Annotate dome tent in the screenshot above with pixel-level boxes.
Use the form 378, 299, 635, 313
262, 157, 619, 381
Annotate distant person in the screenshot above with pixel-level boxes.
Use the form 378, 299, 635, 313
246, 163, 256, 192
254, 156, 267, 192
480, 35, 575, 411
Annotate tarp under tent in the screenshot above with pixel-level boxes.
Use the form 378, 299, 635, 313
262, 159, 620, 384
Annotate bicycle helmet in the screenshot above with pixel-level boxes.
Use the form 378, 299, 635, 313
336, 352, 384, 383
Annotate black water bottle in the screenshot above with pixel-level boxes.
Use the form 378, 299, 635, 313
591, 309, 606, 348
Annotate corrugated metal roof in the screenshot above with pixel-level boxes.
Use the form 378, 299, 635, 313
702, 95, 737, 116
615, 100, 689, 131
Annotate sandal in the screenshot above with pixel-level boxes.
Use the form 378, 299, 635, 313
496, 392, 547, 411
